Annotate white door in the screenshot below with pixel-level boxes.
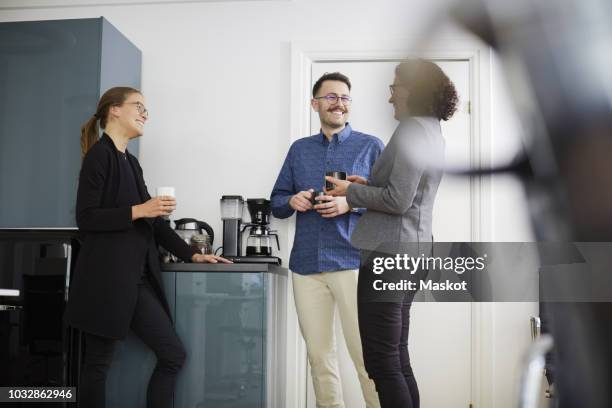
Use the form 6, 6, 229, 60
305, 60, 474, 408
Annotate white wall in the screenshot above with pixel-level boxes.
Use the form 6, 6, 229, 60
0, 1, 542, 406
0, 0, 430, 239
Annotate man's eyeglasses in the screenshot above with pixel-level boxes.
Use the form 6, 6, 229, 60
125, 102, 148, 116
315, 94, 352, 104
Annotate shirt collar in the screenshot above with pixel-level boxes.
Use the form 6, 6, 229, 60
319, 123, 352, 144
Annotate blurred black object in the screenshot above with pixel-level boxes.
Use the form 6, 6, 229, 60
446, 0, 612, 406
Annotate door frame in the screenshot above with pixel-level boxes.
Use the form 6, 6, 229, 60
283, 37, 495, 408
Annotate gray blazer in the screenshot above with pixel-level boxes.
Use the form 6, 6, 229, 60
346, 117, 444, 253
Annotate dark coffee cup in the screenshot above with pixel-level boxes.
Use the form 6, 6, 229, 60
325, 171, 347, 191
310, 191, 328, 205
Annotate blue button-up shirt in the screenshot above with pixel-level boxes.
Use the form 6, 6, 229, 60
271, 124, 384, 274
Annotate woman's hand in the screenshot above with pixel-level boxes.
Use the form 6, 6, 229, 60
132, 196, 176, 220
192, 254, 233, 263
314, 196, 350, 218
347, 175, 367, 185
324, 177, 351, 196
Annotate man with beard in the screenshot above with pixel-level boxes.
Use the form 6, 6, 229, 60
271, 72, 383, 408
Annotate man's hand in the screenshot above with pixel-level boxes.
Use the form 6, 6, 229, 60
289, 190, 314, 212
192, 254, 233, 263
132, 196, 176, 220
314, 195, 350, 218
324, 177, 351, 197
347, 175, 367, 185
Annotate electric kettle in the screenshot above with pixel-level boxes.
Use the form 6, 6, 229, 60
173, 218, 215, 259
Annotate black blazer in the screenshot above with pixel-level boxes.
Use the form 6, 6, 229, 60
64, 134, 196, 339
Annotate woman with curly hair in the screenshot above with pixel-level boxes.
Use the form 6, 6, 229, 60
325, 59, 458, 408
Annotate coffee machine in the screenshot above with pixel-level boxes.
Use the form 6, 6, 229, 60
220, 196, 281, 264
244, 198, 280, 259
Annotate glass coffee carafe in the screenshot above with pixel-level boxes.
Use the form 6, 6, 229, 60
246, 233, 274, 257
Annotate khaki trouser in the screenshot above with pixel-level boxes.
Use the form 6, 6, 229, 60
292, 270, 381, 408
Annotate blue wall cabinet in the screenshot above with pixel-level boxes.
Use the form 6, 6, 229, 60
0, 18, 141, 228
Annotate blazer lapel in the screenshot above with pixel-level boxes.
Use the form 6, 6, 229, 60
125, 153, 147, 202
125, 152, 155, 229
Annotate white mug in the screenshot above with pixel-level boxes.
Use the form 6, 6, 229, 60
156, 187, 175, 219
156, 186, 175, 198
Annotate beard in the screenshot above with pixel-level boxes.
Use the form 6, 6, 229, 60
320, 110, 347, 129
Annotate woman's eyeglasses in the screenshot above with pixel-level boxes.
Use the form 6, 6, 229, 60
125, 102, 148, 116
389, 84, 409, 96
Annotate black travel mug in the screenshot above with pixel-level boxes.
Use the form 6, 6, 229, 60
310, 191, 328, 205
325, 171, 347, 191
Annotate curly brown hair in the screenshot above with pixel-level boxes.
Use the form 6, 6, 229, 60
396, 59, 458, 121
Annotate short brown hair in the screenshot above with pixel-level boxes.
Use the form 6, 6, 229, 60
312, 72, 351, 97
396, 59, 458, 121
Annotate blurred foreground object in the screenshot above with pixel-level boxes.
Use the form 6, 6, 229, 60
446, 0, 612, 406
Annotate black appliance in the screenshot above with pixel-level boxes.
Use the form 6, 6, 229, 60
220, 196, 245, 258
220, 196, 281, 265
244, 199, 280, 258
0, 231, 80, 395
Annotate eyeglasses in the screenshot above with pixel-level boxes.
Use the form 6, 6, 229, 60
125, 102, 149, 116
314, 94, 352, 104
389, 84, 409, 97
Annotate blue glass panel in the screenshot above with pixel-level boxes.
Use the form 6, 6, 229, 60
175, 272, 266, 408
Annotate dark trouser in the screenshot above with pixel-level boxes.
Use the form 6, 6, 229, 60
79, 279, 186, 408
358, 251, 420, 408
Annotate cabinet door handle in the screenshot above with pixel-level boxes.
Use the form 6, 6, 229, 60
64, 243, 73, 302
0, 289, 20, 297
0, 305, 22, 311
530, 316, 541, 341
